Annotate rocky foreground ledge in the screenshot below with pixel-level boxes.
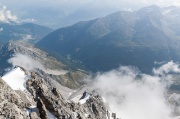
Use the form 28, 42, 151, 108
0, 67, 119, 119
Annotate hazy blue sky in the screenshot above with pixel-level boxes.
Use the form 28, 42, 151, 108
1, 0, 179, 9
0, 0, 179, 28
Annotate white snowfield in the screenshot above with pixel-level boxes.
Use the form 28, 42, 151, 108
79, 92, 90, 104
70, 94, 83, 103
70, 92, 90, 104
47, 110, 57, 119
2, 67, 30, 91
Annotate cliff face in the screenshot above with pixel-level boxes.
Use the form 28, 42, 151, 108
0, 77, 34, 119
0, 67, 118, 119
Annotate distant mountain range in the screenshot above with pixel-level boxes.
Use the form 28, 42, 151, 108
0, 22, 52, 44
37, 5, 180, 73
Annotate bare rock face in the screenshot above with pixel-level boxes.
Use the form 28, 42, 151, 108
26, 70, 114, 119
37, 98, 48, 119
0, 78, 31, 118
0, 67, 119, 119
30, 112, 41, 119
26, 72, 74, 118
77, 94, 107, 119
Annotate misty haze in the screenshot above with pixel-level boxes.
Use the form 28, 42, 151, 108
1, 0, 180, 119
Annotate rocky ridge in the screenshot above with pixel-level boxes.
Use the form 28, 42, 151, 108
0, 67, 119, 119
0, 41, 87, 89
0, 77, 35, 119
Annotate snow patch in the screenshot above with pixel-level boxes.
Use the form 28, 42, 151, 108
71, 94, 82, 103
2, 67, 30, 91
47, 110, 57, 119
79, 92, 90, 104
90, 102, 93, 112
68, 92, 72, 96
26, 106, 39, 116
73, 112, 78, 118
26, 106, 57, 119
70, 92, 90, 104
102, 97, 107, 103
85, 113, 90, 118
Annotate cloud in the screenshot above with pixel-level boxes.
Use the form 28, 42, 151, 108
154, 61, 166, 65
8, 54, 44, 70
8, 54, 67, 75
0, 4, 36, 24
2, 0, 180, 10
21, 18, 36, 23
153, 61, 180, 76
22, 35, 35, 41
1, 0, 180, 28
0, 5, 19, 23
92, 62, 180, 119
0, 27, 3, 32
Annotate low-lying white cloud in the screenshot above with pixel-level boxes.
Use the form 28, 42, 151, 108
0, 27, 3, 32
153, 61, 180, 76
8, 54, 67, 75
22, 35, 35, 41
93, 62, 180, 119
8, 54, 43, 70
0, 4, 36, 24
0, 5, 19, 23
21, 18, 36, 23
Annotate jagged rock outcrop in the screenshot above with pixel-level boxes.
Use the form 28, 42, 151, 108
0, 66, 119, 119
26, 70, 114, 119
37, 98, 48, 119
0, 78, 31, 118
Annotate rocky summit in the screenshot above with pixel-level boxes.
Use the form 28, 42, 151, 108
0, 66, 118, 119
